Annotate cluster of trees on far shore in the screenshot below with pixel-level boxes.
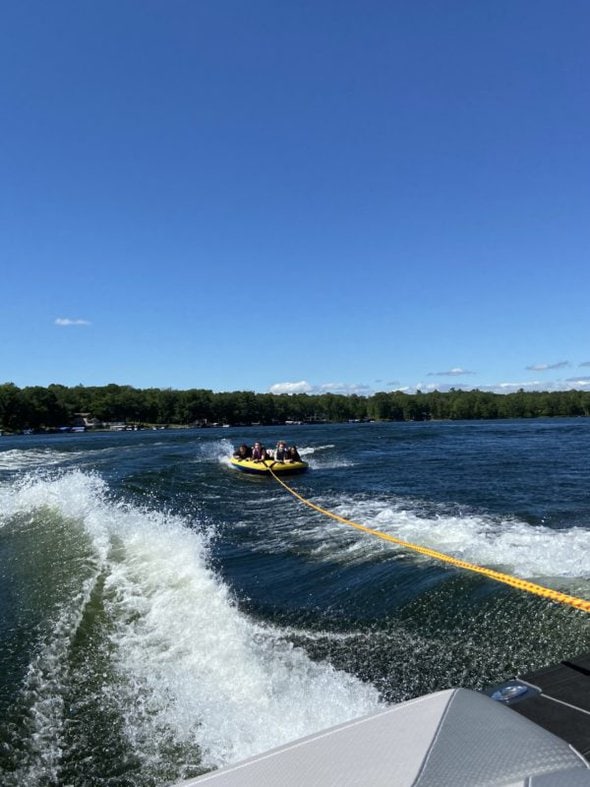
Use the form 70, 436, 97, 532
1, 382, 590, 433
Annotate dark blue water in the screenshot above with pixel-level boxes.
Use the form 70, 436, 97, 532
1, 420, 589, 785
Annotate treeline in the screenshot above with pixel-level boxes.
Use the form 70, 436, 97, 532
1, 383, 590, 433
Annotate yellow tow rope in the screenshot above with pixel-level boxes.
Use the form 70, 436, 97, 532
269, 469, 590, 614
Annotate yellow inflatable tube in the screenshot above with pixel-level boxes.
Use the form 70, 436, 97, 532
230, 457, 308, 475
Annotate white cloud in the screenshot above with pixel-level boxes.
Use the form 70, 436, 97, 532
268, 380, 372, 396
270, 376, 590, 397
484, 379, 589, 393
418, 380, 544, 394
496, 381, 542, 391
55, 317, 91, 326
269, 380, 313, 395
526, 361, 569, 371
416, 382, 470, 392
427, 367, 475, 377
317, 382, 373, 395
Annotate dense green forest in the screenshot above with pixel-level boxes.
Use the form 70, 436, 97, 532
1, 382, 590, 433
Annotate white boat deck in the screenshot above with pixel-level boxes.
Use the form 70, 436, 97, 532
178, 687, 590, 786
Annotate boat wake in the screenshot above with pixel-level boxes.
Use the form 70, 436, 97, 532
0, 470, 381, 785
0, 447, 86, 472
262, 490, 590, 585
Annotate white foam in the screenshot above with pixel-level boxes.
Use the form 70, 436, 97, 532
12, 570, 102, 785
197, 438, 235, 465
0, 448, 84, 471
3, 471, 381, 773
307, 444, 336, 452
297, 444, 349, 468
101, 499, 381, 768
314, 458, 356, 469
8, 467, 588, 778
298, 494, 590, 582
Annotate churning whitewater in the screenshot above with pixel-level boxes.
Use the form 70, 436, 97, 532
0, 470, 381, 785
1, 420, 589, 786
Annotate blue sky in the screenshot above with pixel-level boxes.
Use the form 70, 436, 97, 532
2, 1, 589, 396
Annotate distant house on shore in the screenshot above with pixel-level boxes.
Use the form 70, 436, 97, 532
72, 413, 103, 429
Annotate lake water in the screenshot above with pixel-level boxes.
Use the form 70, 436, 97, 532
1, 419, 589, 785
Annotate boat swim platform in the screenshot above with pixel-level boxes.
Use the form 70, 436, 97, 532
487, 652, 590, 761
177, 659, 590, 787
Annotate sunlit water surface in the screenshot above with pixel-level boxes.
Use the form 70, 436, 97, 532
1, 420, 589, 785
